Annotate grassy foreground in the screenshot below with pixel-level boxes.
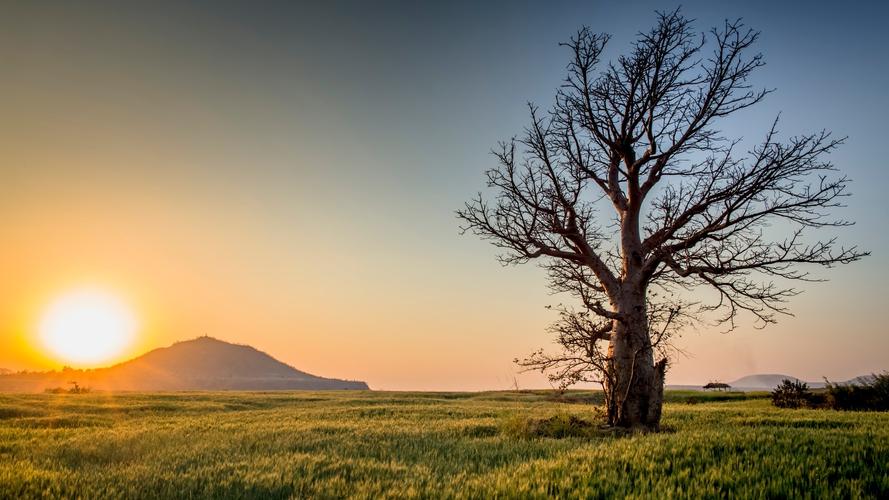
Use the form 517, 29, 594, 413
1, 390, 887, 498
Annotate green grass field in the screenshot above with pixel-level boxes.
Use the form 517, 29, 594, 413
1, 390, 887, 498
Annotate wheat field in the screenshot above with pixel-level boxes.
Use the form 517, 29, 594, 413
1, 390, 887, 498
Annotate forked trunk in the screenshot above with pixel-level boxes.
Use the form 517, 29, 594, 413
604, 290, 666, 430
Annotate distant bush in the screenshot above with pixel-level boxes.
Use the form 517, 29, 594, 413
770, 373, 889, 411
44, 382, 91, 394
771, 379, 812, 409
825, 373, 889, 411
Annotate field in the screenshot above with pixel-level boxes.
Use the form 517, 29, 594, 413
1, 391, 887, 498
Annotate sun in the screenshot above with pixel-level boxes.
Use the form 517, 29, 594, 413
39, 288, 137, 365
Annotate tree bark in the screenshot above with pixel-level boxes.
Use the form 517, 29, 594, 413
606, 288, 664, 430
604, 174, 666, 430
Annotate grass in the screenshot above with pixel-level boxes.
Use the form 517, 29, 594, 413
0, 390, 886, 498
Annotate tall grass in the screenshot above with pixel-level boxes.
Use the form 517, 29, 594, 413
0, 390, 886, 498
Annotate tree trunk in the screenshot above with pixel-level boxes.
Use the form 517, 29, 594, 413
605, 289, 666, 431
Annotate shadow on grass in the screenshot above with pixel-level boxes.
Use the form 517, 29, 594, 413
501, 414, 620, 439
736, 417, 854, 429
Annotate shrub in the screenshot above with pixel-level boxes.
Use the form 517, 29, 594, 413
825, 372, 889, 411
44, 382, 92, 395
872, 372, 889, 408
806, 391, 827, 408
68, 382, 91, 394
771, 379, 812, 409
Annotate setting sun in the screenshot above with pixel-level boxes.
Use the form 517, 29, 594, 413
38, 288, 137, 365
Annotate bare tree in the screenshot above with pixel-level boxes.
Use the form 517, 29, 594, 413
458, 9, 866, 430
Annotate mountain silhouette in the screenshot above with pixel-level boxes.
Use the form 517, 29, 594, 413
669, 373, 871, 392
0, 336, 368, 392
728, 374, 811, 390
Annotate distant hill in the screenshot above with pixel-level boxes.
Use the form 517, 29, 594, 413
667, 375, 807, 392
0, 337, 368, 392
728, 374, 813, 390
845, 375, 878, 386
726, 373, 878, 391
669, 373, 875, 392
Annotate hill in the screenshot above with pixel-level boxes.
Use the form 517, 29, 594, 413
673, 373, 876, 392
728, 374, 808, 390
725, 373, 878, 391
0, 336, 368, 392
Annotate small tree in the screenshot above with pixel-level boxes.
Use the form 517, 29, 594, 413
459, 9, 866, 430
771, 379, 811, 408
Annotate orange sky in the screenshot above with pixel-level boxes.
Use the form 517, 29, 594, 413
1, 2, 886, 390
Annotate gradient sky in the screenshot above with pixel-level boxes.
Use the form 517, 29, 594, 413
1, 0, 887, 390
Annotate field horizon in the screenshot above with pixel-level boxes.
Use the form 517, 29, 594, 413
1, 336, 874, 394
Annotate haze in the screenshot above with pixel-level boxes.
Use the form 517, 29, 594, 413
1, 0, 886, 390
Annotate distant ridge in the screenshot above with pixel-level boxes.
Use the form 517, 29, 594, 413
0, 336, 368, 392
669, 373, 873, 392
728, 374, 813, 390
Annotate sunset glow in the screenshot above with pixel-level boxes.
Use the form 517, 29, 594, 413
0, 1, 885, 390
0, 2, 886, 496
39, 288, 137, 366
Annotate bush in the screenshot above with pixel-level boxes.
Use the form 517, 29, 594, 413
825, 373, 889, 411
44, 382, 92, 395
771, 379, 812, 409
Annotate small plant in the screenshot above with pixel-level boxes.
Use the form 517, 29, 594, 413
771, 379, 812, 409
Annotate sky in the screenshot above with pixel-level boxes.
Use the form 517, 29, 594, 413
1, 0, 887, 390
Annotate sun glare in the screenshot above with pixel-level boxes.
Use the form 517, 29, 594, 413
39, 288, 137, 365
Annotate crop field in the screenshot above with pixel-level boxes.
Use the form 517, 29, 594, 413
1, 390, 887, 498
